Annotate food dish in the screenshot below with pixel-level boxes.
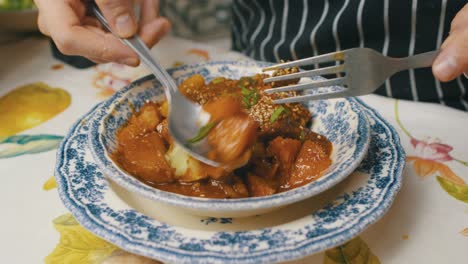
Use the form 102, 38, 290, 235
56, 95, 404, 264
88, 60, 370, 217
112, 74, 332, 199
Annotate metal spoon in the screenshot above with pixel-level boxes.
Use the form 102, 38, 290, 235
91, 4, 220, 167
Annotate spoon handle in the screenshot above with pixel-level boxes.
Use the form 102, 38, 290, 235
91, 4, 178, 96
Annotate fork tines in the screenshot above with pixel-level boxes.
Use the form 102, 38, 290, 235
262, 51, 349, 104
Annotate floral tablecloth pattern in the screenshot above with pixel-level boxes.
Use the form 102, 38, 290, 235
0, 35, 467, 264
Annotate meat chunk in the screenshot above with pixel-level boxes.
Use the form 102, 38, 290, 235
200, 163, 230, 180
117, 132, 174, 184
253, 158, 279, 180
281, 140, 332, 190
270, 65, 300, 87
301, 130, 333, 155
207, 114, 258, 166
248, 96, 311, 140
218, 176, 250, 198
267, 137, 302, 178
246, 174, 276, 197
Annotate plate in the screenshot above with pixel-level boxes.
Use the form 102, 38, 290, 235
55, 98, 405, 264
87, 61, 370, 217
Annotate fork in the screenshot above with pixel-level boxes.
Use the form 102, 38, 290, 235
262, 48, 439, 104
92, 4, 220, 167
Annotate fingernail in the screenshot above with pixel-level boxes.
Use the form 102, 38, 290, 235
119, 57, 139, 66
115, 14, 135, 37
433, 56, 457, 80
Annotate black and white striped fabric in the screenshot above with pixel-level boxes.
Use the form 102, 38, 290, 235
231, 0, 468, 110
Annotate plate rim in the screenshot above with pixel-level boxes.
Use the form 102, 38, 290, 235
55, 96, 405, 264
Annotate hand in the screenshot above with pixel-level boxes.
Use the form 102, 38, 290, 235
433, 4, 468, 81
34, 0, 171, 66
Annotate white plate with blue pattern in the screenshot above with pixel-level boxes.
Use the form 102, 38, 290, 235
87, 61, 371, 218
55, 96, 405, 264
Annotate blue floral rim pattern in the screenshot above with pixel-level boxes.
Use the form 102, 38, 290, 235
55, 95, 405, 264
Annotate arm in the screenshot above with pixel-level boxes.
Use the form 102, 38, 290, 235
34, 0, 171, 66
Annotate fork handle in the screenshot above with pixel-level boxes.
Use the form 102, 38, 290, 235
393, 50, 440, 72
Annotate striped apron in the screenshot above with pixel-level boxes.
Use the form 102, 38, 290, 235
231, 0, 468, 110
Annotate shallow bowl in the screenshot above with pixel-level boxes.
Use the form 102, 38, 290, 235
88, 60, 370, 217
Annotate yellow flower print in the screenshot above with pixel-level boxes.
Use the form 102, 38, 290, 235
0, 82, 70, 137
46, 214, 162, 264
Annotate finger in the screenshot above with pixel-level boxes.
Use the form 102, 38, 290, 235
61, 27, 140, 66
82, 17, 102, 29
36, 0, 139, 66
139, 0, 159, 25
35, 0, 78, 47
37, 13, 50, 36
83, 23, 107, 35
433, 28, 468, 82
96, 0, 137, 38
139, 17, 171, 48
86, 56, 107, 65
138, 0, 170, 48
441, 33, 455, 49
450, 4, 468, 32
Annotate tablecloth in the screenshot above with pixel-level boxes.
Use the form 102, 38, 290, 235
0, 35, 467, 264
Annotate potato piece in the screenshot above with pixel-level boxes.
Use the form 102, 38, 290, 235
159, 101, 169, 118
135, 102, 161, 133
246, 174, 276, 197
116, 116, 141, 145
165, 143, 229, 182
179, 74, 205, 96
207, 114, 258, 164
117, 103, 161, 143
118, 132, 174, 184
203, 96, 243, 123
267, 137, 302, 178
156, 119, 172, 145
165, 143, 208, 182
285, 140, 332, 189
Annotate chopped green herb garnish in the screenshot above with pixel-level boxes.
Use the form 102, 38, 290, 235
241, 87, 251, 96
242, 96, 251, 108
238, 77, 254, 90
212, 77, 225, 84
251, 89, 259, 105
241, 87, 259, 109
186, 122, 216, 144
299, 130, 306, 141
270, 106, 287, 123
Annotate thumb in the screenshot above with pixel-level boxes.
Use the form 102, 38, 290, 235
96, 0, 137, 38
